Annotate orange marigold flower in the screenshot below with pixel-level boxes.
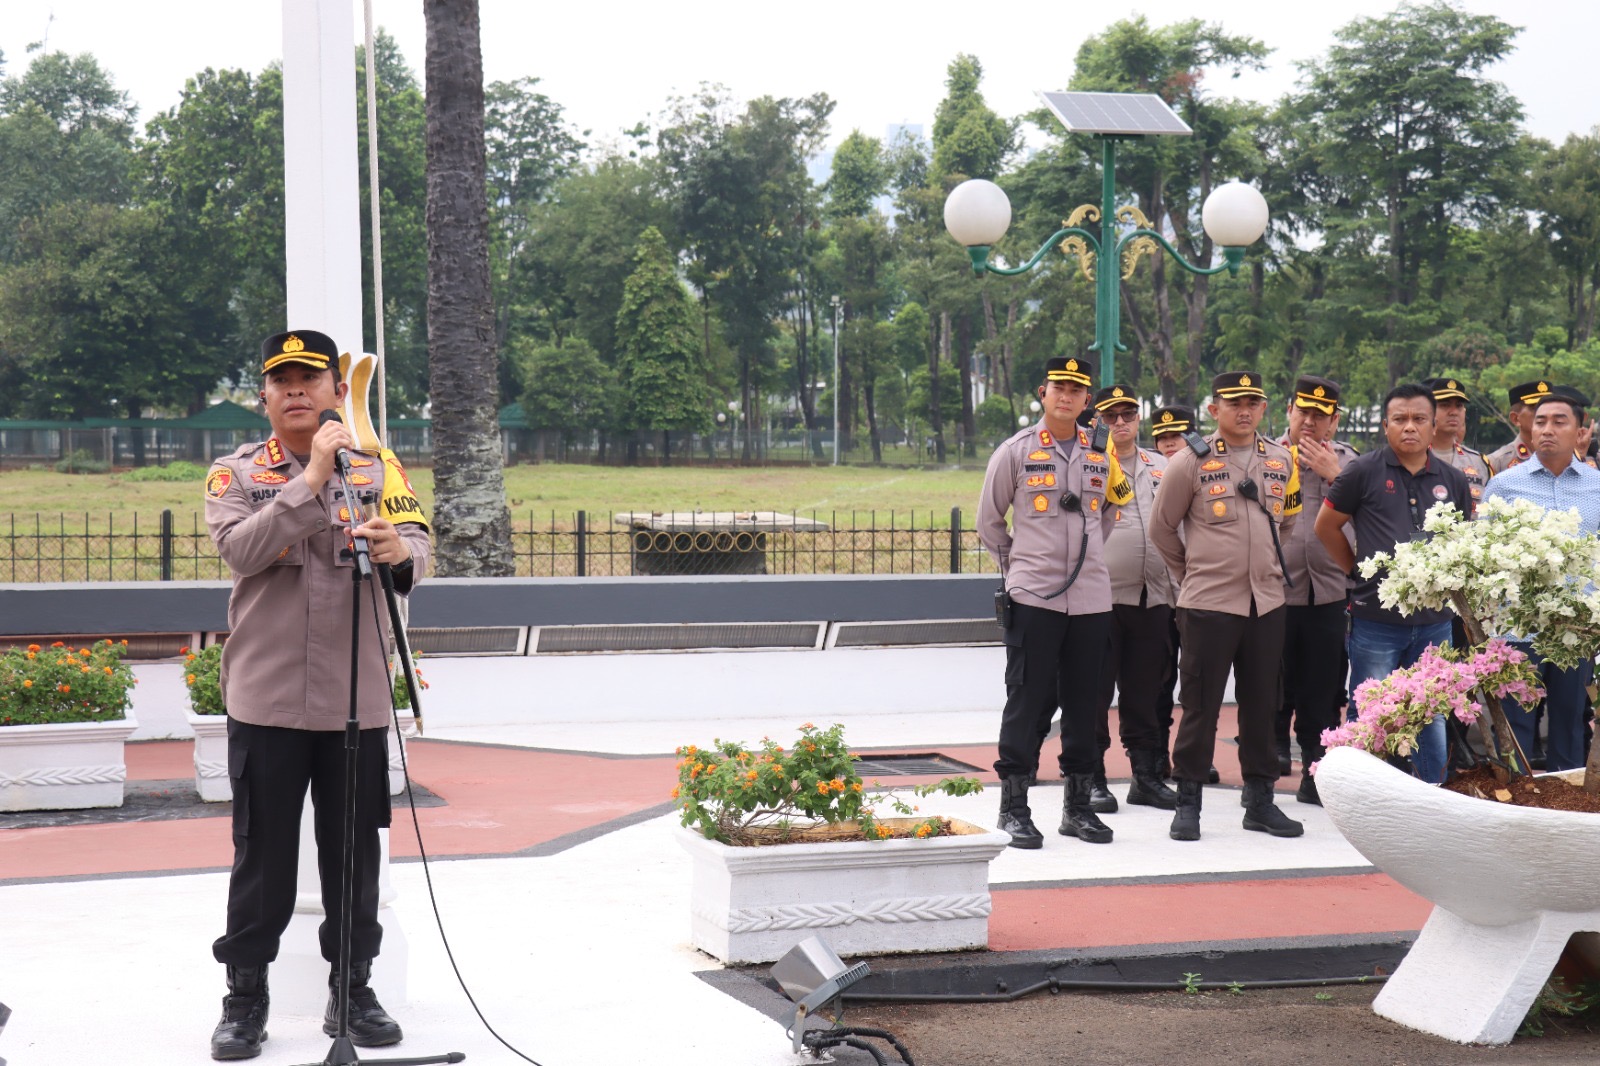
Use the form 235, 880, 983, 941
851, 782, 863, 793
59, 684, 71, 693
104, 666, 113, 675
187, 674, 197, 684
817, 782, 831, 795
51, 641, 64, 648
915, 824, 931, 838
186, 654, 196, 663
686, 746, 698, 756
801, 722, 815, 730
830, 778, 846, 792
745, 770, 758, 781
120, 640, 128, 647
104, 638, 114, 646
27, 644, 39, 652
21, 679, 31, 689
80, 665, 91, 673
670, 786, 680, 799
79, 648, 90, 657
876, 825, 892, 838
25, 651, 35, 660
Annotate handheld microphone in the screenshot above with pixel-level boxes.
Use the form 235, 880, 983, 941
318, 409, 356, 476
1236, 477, 1259, 502
1060, 490, 1083, 513
317, 409, 372, 576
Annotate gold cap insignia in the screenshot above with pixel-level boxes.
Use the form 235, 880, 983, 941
1313, 386, 1325, 398
1066, 359, 1078, 372
1539, 382, 1550, 393
1448, 380, 1458, 390
282, 334, 305, 354
1240, 374, 1252, 387
1161, 412, 1173, 423
1112, 386, 1124, 398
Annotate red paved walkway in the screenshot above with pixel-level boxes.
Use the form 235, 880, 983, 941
2, 724, 1427, 955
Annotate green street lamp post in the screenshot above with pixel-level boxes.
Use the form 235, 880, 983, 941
942, 93, 1269, 390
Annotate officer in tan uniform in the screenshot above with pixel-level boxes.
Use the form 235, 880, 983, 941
1146, 404, 1196, 776
1275, 375, 1357, 804
1150, 371, 1304, 841
1424, 377, 1491, 514
205, 329, 430, 1060
1486, 380, 1544, 472
979, 355, 1126, 848
1091, 385, 1180, 811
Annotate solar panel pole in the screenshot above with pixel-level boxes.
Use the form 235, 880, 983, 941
1092, 137, 1122, 385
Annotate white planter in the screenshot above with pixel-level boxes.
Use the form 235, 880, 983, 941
677, 818, 1011, 965
0, 713, 139, 812
187, 712, 231, 802
1317, 746, 1600, 1045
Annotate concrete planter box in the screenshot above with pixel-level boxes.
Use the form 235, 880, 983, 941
1317, 745, 1600, 1045
0, 714, 139, 811
187, 712, 231, 802
677, 818, 1011, 965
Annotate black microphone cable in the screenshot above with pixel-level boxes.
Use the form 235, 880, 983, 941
355, 505, 552, 1064
1236, 477, 1292, 587
1013, 491, 1089, 604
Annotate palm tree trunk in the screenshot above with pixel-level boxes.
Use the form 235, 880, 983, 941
423, 0, 513, 575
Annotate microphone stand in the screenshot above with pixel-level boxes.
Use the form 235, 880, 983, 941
294, 456, 463, 1066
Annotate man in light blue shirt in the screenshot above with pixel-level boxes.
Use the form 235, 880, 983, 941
1482, 386, 1600, 772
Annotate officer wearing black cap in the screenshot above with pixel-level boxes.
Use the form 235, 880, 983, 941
1090, 384, 1180, 811
979, 355, 1126, 848
1276, 375, 1357, 803
1148, 405, 1195, 461
1487, 380, 1548, 472
1150, 371, 1304, 841
1422, 377, 1491, 514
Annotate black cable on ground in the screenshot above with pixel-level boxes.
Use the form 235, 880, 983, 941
846, 972, 1389, 1004
374, 578, 548, 1066
833, 1025, 917, 1063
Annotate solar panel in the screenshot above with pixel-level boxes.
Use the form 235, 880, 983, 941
1038, 91, 1192, 137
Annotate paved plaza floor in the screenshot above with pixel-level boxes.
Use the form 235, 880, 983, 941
2, 662, 1594, 1065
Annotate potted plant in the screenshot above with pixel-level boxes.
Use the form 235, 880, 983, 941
672, 722, 1006, 965
182, 645, 230, 801
1316, 497, 1600, 1044
184, 645, 424, 800
387, 651, 426, 795
0, 639, 140, 811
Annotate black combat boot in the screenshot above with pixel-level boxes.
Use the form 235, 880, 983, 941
1241, 778, 1305, 837
1169, 779, 1203, 841
997, 775, 1044, 849
1125, 749, 1179, 810
1088, 755, 1119, 814
1296, 744, 1324, 805
1059, 773, 1114, 843
210, 963, 269, 1060
1275, 740, 1293, 777
323, 959, 404, 1047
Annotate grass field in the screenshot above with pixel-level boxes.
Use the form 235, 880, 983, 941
0, 463, 999, 582
0, 463, 989, 527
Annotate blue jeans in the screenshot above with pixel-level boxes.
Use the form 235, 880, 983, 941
1501, 642, 1593, 773
1347, 616, 1454, 783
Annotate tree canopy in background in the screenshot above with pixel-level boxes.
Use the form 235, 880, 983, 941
2, 1, 1599, 459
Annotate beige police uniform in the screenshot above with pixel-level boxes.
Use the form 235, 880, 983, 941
1150, 433, 1299, 784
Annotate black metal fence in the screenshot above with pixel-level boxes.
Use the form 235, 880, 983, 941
0, 509, 1000, 582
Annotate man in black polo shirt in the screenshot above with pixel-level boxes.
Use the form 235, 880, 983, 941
1315, 382, 1473, 783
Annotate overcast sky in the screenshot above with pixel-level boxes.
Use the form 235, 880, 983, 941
4, 0, 1596, 153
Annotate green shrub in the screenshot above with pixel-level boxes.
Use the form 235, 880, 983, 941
0, 639, 135, 725
123, 461, 210, 483
55, 449, 110, 474
183, 644, 225, 715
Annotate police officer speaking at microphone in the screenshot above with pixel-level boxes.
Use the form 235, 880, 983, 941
979, 354, 1129, 849
1149, 371, 1304, 842
203, 329, 431, 1060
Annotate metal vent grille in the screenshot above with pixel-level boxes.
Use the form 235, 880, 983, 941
831, 619, 1001, 648
408, 627, 524, 655
0, 633, 195, 661
852, 753, 984, 777
534, 622, 822, 654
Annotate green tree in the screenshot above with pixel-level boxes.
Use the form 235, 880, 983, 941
826, 130, 887, 221
1532, 131, 1600, 346
0, 50, 137, 264
615, 226, 711, 462
930, 54, 1018, 183
513, 335, 612, 454
1284, 1, 1526, 386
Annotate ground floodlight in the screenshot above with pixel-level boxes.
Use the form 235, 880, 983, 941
771, 935, 871, 1052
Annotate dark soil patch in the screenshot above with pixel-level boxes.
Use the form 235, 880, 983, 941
1443, 767, 1600, 814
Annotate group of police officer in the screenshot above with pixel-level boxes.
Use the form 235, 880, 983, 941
979, 357, 1557, 848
